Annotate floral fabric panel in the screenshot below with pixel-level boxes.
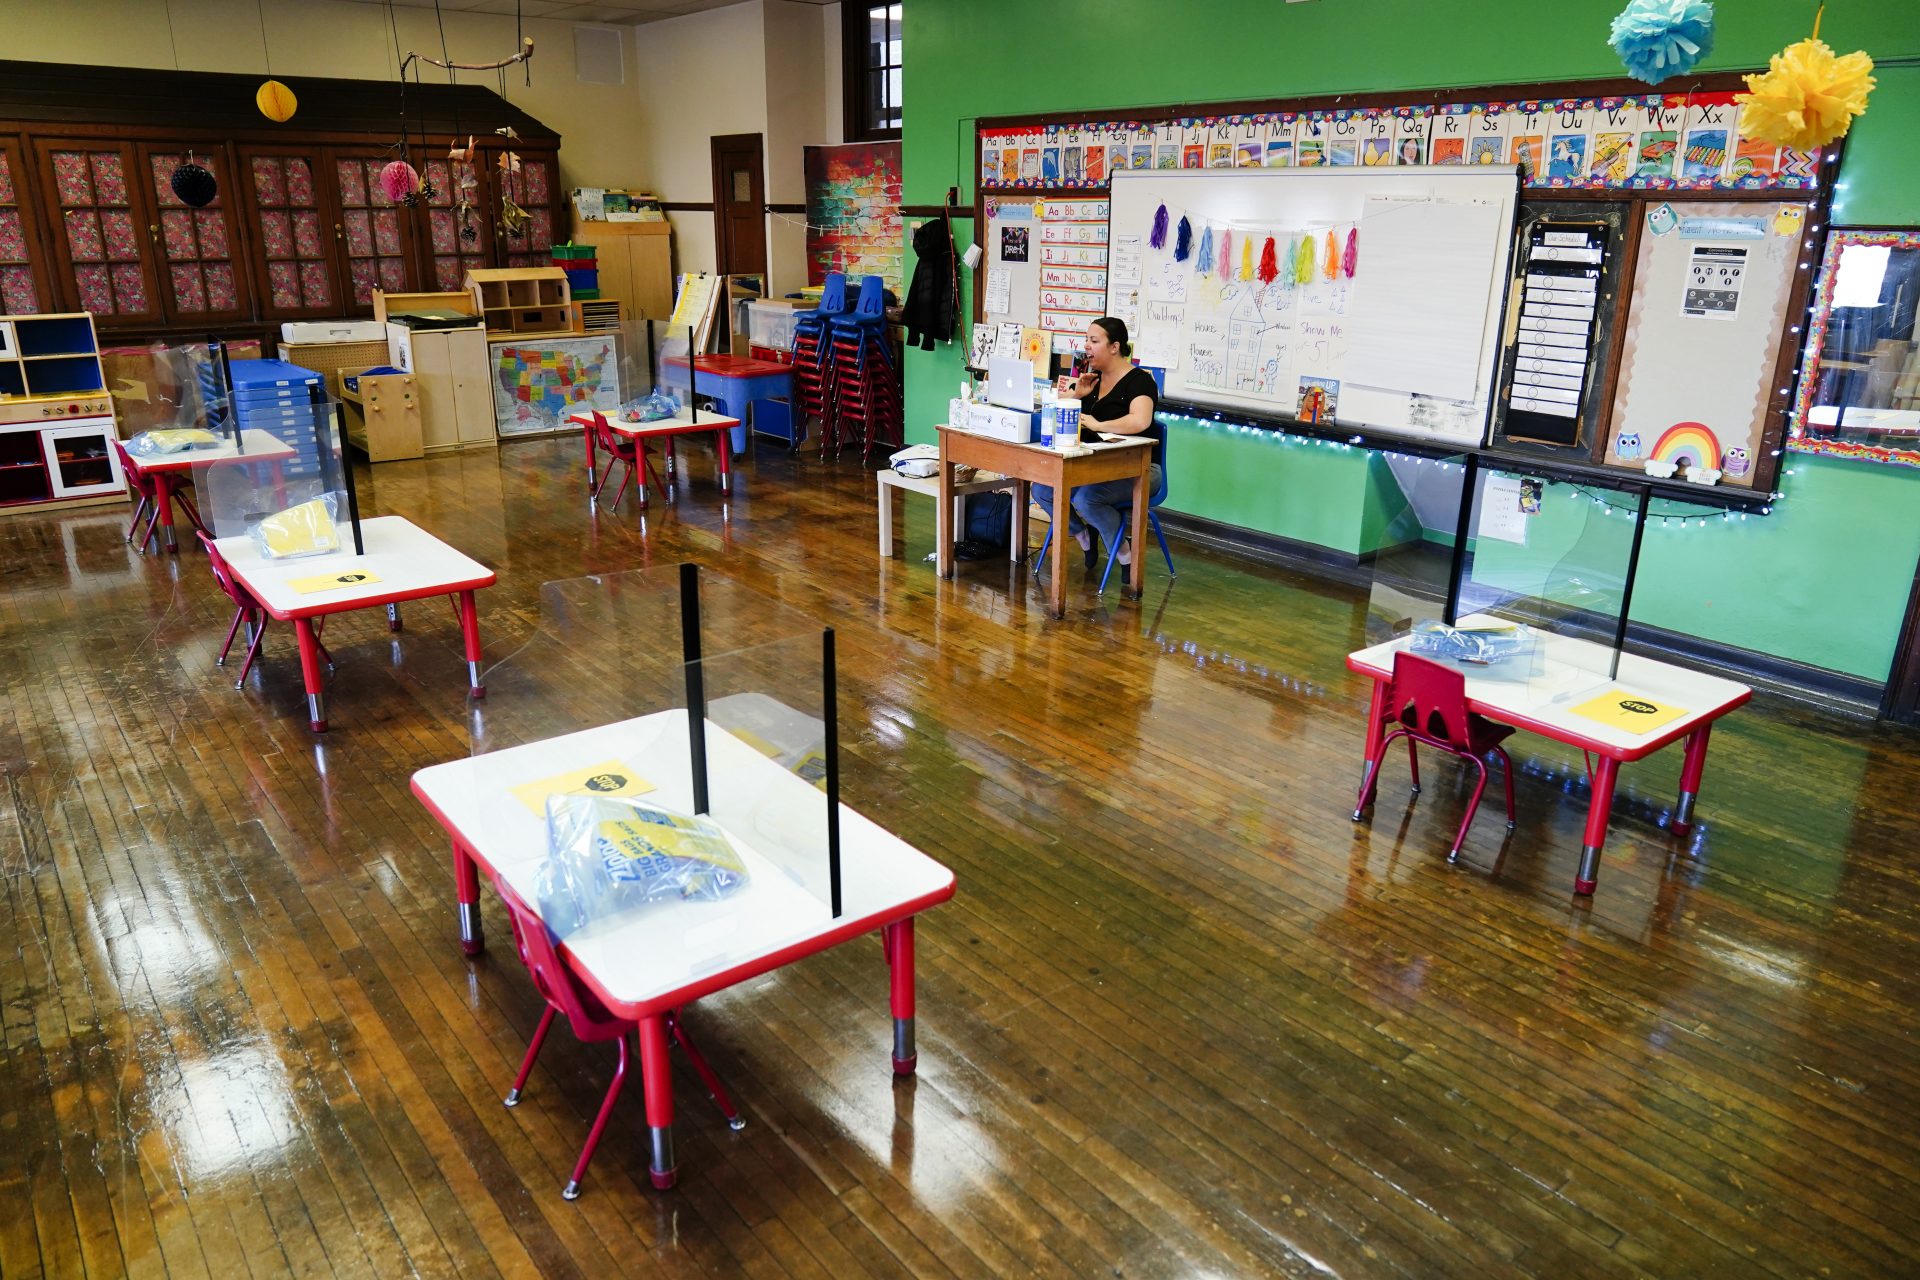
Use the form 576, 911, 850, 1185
110, 262, 147, 312
1, 265, 37, 313
170, 263, 206, 312
160, 209, 195, 259
259, 210, 293, 259
72, 263, 112, 313
433, 256, 461, 291
0, 210, 28, 262
52, 151, 93, 206
195, 211, 229, 260
204, 263, 238, 311
372, 210, 402, 257
299, 261, 331, 308
0, 152, 14, 204
348, 256, 377, 304
429, 209, 456, 255
252, 156, 287, 206
286, 159, 314, 205
342, 209, 373, 257
336, 159, 367, 208
64, 210, 104, 262
90, 152, 127, 204
267, 260, 300, 308
292, 211, 324, 259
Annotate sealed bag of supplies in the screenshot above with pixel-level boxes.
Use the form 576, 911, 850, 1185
536, 794, 750, 939
250, 493, 344, 560
128, 428, 220, 456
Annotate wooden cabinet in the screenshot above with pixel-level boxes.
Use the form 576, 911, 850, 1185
32, 139, 166, 325
386, 321, 492, 452
569, 220, 674, 322
340, 372, 423, 462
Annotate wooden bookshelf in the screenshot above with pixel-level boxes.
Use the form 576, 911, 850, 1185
464, 267, 577, 338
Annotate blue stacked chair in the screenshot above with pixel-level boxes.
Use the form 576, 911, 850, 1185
790, 273, 848, 440
825, 275, 899, 461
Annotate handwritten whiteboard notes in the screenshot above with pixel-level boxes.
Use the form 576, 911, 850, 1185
1341, 196, 1505, 402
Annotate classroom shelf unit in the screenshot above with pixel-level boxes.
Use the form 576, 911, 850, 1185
464, 267, 574, 338
0, 312, 124, 514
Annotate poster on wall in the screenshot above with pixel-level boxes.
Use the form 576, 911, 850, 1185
804, 141, 903, 295
491, 336, 621, 437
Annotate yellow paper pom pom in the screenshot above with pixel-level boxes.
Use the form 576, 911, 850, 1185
256, 79, 297, 123
1736, 35, 1874, 152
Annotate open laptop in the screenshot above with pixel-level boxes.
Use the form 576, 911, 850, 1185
987, 356, 1036, 411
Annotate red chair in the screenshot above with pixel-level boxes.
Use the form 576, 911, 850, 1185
590, 412, 668, 512
198, 531, 332, 688
1352, 651, 1517, 861
492, 877, 744, 1200
114, 439, 162, 553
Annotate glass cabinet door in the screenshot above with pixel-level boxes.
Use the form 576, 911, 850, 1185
33, 140, 165, 323
0, 141, 51, 315
240, 147, 341, 319
330, 151, 418, 310
140, 146, 251, 323
423, 156, 492, 291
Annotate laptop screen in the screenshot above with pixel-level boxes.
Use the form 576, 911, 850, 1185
987, 357, 1035, 411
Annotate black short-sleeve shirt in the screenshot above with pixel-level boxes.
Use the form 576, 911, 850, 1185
1079, 366, 1164, 466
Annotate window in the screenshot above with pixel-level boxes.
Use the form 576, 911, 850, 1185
843, 2, 902, 142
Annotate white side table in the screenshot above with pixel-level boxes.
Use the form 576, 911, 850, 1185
876, 468, 1021, 561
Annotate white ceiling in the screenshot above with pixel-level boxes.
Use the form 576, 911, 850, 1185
341, 0, 834, 24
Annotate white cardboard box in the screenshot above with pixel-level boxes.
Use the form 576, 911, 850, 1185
282, 320, 387, 344
964, 404, 1037, 444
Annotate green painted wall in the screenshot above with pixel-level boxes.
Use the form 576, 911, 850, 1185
904, 0, 1920, 680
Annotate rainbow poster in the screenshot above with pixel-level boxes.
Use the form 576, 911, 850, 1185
1649, 421, 1721, 469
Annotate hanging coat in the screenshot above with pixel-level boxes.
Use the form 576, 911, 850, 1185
903, 214, 957, 350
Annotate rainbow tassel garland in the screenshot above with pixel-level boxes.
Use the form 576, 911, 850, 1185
1257, 236, 1279, 284
1240, 237, 1254, 281
1195, 225, 1214, 274
1343, 228, 1358, 278
1217, 229, 1233, 279
1293, 235, 1315, 283
1149, 203, 1169, 250
1324, 230, 1340, 281
1173, 215, 1193, 262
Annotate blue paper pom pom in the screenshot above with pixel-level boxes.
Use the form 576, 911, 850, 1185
1609, 0, 1715, 84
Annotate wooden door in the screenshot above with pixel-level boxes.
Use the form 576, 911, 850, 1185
0, 139, 54, 315
32, 138, 166, 324
137, 145, 252, 324
327, 150, 421, 312
238, 146, 343, 319
710, 133, 766, 276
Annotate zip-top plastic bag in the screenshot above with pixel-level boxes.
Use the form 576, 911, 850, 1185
250, 492, 344, 560
536, 794, 751, 939
619, 391, 681, 423
128, 428, 221, 455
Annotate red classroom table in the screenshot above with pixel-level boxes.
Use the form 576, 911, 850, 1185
411, 709, 955, 1188
211, 515, 496, 731
1347, 628, 1751, 894
568, 408, 743, 506
122, 429, 298, 552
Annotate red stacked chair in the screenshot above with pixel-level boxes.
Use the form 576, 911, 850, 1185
789, 273, 848, 447
824, 275, 901, 462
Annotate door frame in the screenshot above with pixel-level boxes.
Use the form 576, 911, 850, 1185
708, 132, 766, 277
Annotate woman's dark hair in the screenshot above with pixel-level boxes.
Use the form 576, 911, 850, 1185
1091, 316, 1132, 357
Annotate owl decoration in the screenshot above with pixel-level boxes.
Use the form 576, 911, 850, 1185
1615, 430, 1643, 461
1722, 446, 1750, 478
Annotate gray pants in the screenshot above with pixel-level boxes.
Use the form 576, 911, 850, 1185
1034, 465, 1162, 552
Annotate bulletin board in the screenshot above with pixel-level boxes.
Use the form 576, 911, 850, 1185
982, 196, 1041, 330
1104, 165, 1520, 447
1603, 200, 1813, 488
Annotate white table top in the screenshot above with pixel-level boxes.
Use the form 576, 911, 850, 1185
214, 514, 495, 620
1348, 622, 1751, 759
412, 709, 955, 1014
568, 409, 742, 439
938, 424, 1154, 459
128, 429, 299, 474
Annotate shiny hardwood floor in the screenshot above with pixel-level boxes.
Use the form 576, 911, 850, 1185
2, 434, 1918, 1278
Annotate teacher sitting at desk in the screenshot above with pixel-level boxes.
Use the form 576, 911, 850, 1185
1035, 316, 1164, 568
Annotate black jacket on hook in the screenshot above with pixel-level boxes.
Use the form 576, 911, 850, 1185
903, 215, 957, 350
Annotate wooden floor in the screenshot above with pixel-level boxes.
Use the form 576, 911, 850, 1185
3, 433, 1918, 1279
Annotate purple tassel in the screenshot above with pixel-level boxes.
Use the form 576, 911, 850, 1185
1194, 225, 1214, 274
1343, 228, 1358, 278
1173, 215, 1192, 262
1149, 203, 1169, 250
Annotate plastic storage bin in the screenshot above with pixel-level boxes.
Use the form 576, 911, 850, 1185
747, 301, 801, 352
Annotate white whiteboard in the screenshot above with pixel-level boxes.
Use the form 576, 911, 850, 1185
1105, 166, 1521, 446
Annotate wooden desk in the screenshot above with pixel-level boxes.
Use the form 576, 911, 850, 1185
410, 709, 956, 1188
121, 429, 299, 552
935, 425, 1154, 619
212, 514, 495, 731
1347, 628, 1751, 894
568, 409, 744, 504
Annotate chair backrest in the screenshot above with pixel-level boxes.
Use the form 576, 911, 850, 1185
851, 274, 886, 319
493, 877, 633, 1044
590, 410, 635, 460
113, 439, 156, 497
816, 272, 847, 315
1387, 651, 1476, 749
198, 531, 261, 610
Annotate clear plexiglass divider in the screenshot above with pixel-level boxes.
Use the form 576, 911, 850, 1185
605, 321, 703, 423
187, 387, 364, 557
454, 564, 840, 981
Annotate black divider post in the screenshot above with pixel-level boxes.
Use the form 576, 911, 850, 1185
1610, 484, 1652, 681
679, 562, 710, 815
313, 387, 365, 555
688, 327, 699, 425
209, 337, 238, 445
1442, 454, 1481, 627
823, 627, 842, 918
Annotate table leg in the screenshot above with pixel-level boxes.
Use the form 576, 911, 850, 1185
456, 590, 485, 699
716, 426, 732, 496
293, 619, 328, 732
583, 424, 597, 494
1012, 480, 1029, 563
1670, 724, 1712, 836
155, 473, 179, 553
1576, 756, 1622, 895
637, 1015, 677, 1189
884, 917, 917, 1075
1357, 678, 1389, 803
936, 444, 955, 581
386, 602, 403, 632
1127, 461, 1148, 599
453, 841, 483, 955
877, 474, 893, 558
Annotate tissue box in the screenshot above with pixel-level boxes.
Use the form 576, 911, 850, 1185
966, 404, 1038, 444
